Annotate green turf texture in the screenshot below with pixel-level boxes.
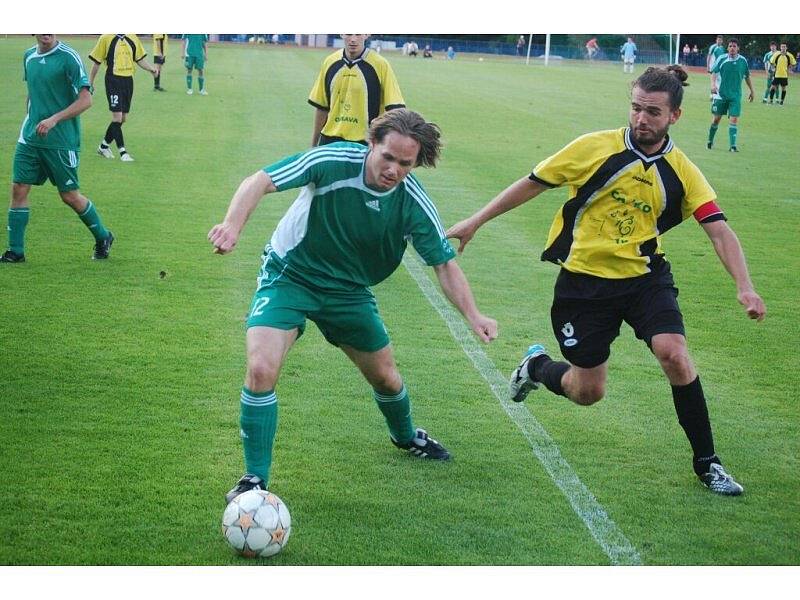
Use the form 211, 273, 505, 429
0, 37, 797, 565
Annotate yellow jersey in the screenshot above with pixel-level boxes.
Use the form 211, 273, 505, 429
89, 34, 147, 78
308, 48, 405, 143
770, 51, 797, 78
531, 128, 717, 279
153, 34, 167, 57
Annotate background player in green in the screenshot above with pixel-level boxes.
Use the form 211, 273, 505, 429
447, 66, 766, 496
707, 35, 726, 100
707, 38, 754, 152
762, 41, 777, 103
3, 34, 113, 263
182, 34, 208, 95
208, 109, 498, 502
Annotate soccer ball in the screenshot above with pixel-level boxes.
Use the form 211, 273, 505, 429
222, 490, 292, 557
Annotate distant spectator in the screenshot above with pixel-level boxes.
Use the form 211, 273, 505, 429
682, 43, 691, 65
517, 35, 526, 57
692, 44, 700, 67
271, 34, 279, 45
446, 46, 455, 60
423, 44, 433, 58
408, 41, 418, 57
585, 37, 599, 61
620, 37, 637, 73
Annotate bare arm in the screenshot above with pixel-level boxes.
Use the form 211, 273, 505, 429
208, 171, 277, 254
136, 57, 159, 75
89, 61, 100, 89
311, 107, 328, 147
433, 260, 498, 343
445, 176, 548, 254
35, 88, 92, 137
700, 220, 766, 321
744, 74, 754, 101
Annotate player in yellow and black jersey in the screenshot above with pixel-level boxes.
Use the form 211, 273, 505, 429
308, 34, 405, 146
152, 34, 167, 91
88, 34, 158, 161
448, 65, 766, 497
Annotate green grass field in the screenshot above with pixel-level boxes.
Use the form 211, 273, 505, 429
0, 36, 798, 566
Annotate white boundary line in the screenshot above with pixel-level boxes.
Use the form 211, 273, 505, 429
403, 253, 642, 565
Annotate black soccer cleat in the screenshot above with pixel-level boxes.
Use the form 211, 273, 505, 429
0, 250, 25, 263
729, 146, 739, 153
698, 463, 743, 496
92, 231, 114, 260
706, 141, 713, 150
225, 473, 268, 504
391, 427, 451, 460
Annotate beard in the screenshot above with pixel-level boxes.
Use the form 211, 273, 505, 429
630, 121, 670, 148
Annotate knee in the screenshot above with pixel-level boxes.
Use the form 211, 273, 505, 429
370, 370, 403, 395
246, 355, 280, 391
573, 383, 605, 406
11, 184, 29, 205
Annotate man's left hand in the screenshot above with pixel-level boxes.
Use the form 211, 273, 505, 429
738, 290, 766, 321
35, 117, 57, 137
469, 314, 498, 343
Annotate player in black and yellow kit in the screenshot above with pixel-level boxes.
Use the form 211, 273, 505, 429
89, 34, 158, 162
152, 34, 167, 91
448, 66, 766, 496
308, 34, 405, 147
768, 43, 797, 105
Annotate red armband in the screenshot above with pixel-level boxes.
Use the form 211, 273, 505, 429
693, 200, 725, 223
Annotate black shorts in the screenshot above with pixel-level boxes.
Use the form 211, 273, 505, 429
773, 77, 789, 87
550, 260, 685, 368
105, 75, 133, 113
154, 55, 165, 65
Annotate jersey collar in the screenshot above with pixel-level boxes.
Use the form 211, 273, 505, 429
624, 127, 673, 163
32, 42, 62, 59
342, 47, 369, 66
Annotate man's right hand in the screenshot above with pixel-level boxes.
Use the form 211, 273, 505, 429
208, 223, 239, 254
446, 218, 479, 254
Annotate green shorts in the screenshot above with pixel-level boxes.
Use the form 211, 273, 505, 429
246, 251, 390, 353
711, 95, 742, 117
184, 55, 205, 70
12, 142, 80, 192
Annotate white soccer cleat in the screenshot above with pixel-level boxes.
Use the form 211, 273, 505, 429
120, 153, 135, 162
199, 89, 208, 96
186, 89, 193, 95
97, 145, 114, 159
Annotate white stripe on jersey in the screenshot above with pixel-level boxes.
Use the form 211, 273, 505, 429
57, 43, 89, 79
269, 184, 315, 258
269, 146, 366, 186
403, 175, 448, 239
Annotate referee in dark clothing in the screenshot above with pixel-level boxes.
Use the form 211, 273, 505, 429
88, 34, 158, 162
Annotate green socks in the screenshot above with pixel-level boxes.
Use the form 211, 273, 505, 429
186, 75, 192, 90
198, 77, 205, 91
708, 124, 719, 145
240, 388, 278, 483
728, 124, 738, 148
374, 386, 414, 444
77, 200, 110, 242
8, 207, 30, 255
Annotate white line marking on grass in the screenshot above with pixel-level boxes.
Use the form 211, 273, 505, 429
403, 254, 642, 566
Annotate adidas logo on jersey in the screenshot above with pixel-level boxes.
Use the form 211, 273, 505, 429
365, 200, 380, 212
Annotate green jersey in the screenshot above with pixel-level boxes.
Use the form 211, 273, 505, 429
763, 50, 776, 73
710, 54, 750, 99
19, 42, 89, 151
263, 142, 456, 292
707, 43, 726, 64
182, 34, 208, 58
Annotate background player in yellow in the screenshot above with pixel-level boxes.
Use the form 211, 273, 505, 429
89, 34, 158, 162
308, 34, 405, 147
768, 43, 797, 105
152, 34, 167, 92
447, 66, 766, 496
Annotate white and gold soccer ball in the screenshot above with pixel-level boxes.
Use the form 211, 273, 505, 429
222, 490, 291, 557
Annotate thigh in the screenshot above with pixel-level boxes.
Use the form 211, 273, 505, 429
711, 97, 729, 116
185, 56, 195, 70
728, 97, 742, 118
551, 271, 624, 368
42, 148, 80, 192
624, 275, 685, 347
312, 291, 390, 353
12, 143, 48, 187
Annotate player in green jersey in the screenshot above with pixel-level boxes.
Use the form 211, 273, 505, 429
707, 39, 754, 152
182, 34, 208, 95
762, 41, 777, 103
447, 66, 766, 496
707, 35, 726, 99
209, 109, 497, 503
3, 35, 113, 264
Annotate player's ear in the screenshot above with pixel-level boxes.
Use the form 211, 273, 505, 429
670, 108, 682, 124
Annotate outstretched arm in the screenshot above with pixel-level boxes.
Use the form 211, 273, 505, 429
433, 260, 497, 343
446, 176, 548, 254
701, 219, 766, 321
208, 170, 277, 254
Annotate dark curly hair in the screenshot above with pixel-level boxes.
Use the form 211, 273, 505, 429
633, 65, 689, 110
